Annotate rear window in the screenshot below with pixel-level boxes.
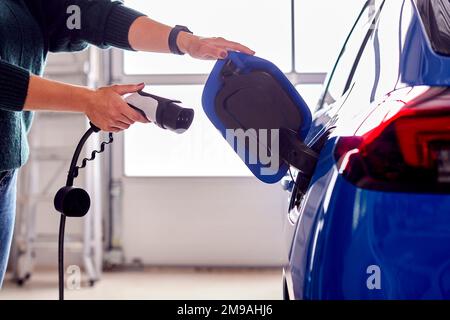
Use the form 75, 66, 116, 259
416, 0, 450, 56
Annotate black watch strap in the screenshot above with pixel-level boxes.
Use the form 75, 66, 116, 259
169, 25, 193, 55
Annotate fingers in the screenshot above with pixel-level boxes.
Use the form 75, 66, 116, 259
201, 45, 228, 60
192, 42, 228, 60
213, 37, 255, 55
111, 82, 145, 96
112, 121, 131, 131
107, 127, 123, 133
96, 103, 144, 132
91, 122, 122, 133
110, 83, 150, 124
121, 104, 150, 124
135, 112, 150, 123
117, 113, 135, 125
106, 119, 131, 132
101, 117, 129, 132
195, 37, 255, 60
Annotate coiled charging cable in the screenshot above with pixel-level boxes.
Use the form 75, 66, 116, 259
55, 123, 113, 300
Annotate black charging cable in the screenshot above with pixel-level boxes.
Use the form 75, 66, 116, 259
55, 123, 113, 300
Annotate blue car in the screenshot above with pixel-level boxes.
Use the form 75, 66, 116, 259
204, 0, 450, 300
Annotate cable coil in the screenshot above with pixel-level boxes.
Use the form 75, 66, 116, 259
55, 125, 114, 300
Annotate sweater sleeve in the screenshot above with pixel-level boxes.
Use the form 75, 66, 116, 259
43, 0, 146, 52
0, 60, 30, 112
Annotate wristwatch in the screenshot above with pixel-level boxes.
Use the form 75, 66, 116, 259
169, 25, 193, 55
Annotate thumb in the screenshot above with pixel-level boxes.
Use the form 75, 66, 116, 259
111, 83, 145, 96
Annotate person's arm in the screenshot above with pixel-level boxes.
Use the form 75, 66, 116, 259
128, 16, 255, 59
23, 76, 148, 133
0, 60, 30, 112
41, 0, 254, 58
0, 59, 147, 132
24, 0, 254, 132
42, 0, 146, 52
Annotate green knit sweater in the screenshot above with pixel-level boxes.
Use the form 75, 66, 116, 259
0, 0, 145, 171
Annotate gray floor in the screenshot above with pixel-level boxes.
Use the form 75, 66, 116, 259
0, 268, 283, 300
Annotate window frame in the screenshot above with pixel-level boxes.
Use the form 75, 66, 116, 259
112, 0, 327, 85
110, 0, 335, 178
317, 0, 385, 111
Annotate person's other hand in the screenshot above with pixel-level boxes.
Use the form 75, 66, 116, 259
178, 32, 255, 60
86, 83, 150, 132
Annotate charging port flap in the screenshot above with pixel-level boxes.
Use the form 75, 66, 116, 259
202, 52, 317, 183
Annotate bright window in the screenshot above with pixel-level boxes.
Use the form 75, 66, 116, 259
295, 0, 367, 72
124, 0, 292, 74
124, 85, 251, 177
119, 0, 370, 177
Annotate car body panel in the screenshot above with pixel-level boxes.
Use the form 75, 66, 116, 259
285, 0, 450, 300
288, 138, 450, 299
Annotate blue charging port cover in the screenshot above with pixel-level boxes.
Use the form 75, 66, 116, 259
202, 52, 312, 184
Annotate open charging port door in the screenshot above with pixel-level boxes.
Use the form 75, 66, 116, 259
202, 52, 318, 184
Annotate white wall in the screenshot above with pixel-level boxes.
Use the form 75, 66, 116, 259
121, 177, 289, 266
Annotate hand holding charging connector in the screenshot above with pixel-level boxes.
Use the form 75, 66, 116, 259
89, 90, 195, 134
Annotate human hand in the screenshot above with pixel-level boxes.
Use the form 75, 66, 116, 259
177, 32, 255, 60
85, 83, 150, 132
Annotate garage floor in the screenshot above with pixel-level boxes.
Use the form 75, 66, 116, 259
0, 268, 282, 300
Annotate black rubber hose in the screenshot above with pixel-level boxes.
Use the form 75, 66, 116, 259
58, 126, 96, 301
58, 215, 66, 301
67, 127, 96, 187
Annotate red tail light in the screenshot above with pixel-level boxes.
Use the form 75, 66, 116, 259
335, 87, 450, 192
396, 115, 450, 168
